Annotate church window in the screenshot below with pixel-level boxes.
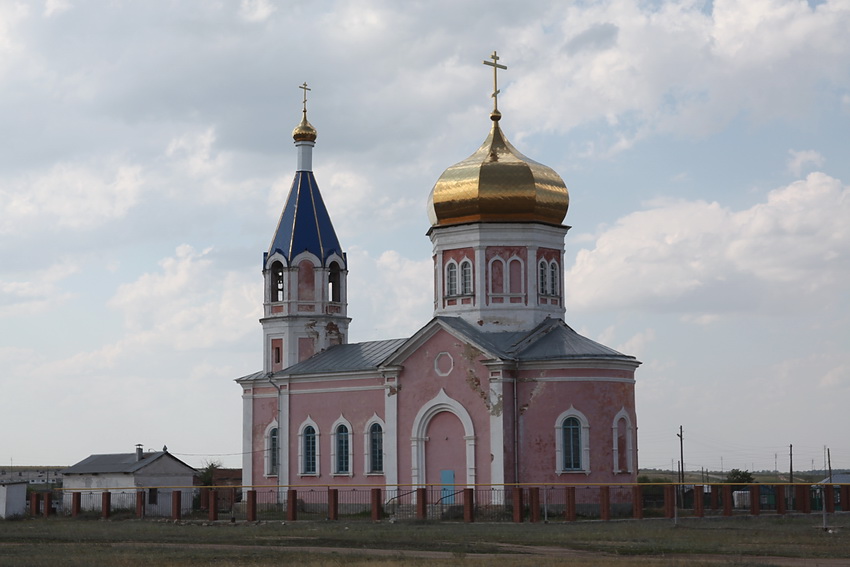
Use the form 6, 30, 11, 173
268, 427, 279, 476
302, 425, 317, 475
460, 260, 473, 295
274, 347, 281, 365
368, 423, 384, 474
508, 259, 523, 293
538, 260, 549, 295
298, 259, 315, 300
489, 258, 505, 294
328, 261, 342, 302
612, 410, 633, 474
549, 261, 559, 296
446, 262, 458, 296
334, 424, 350, 474
555, 408, 590, 474
270, 261, 284, 302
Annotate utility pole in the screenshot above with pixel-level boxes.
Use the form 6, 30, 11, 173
789, 444, 794, 485
677, 426, 684, 484
828, 448, 833, 483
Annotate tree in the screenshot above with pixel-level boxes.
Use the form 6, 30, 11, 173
725, 469, 755, 485
198, 460, 222, 487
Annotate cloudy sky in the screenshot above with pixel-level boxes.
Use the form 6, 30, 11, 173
1, 0, 848, 475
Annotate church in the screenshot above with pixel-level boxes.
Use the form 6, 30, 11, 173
237, 56, 640, 492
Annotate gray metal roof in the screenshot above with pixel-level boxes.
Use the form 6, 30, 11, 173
61, 451, 195, 475
279, 338, 408, 376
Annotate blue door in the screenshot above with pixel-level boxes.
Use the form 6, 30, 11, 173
440, 469, 455, 504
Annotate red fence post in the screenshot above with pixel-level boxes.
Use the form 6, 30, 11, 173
528, 487, 540, 523
599, 486, 610, 521
722, 485, 732, 516
694, 486, 704, 517
42, 493, 52, 517
286, 489, 297, 522
825, 485, 835, 514
416, 488, 427, 519
171, 490, 182, 520
135, 491, 145, 518
327, 489, 338, 521
463, 488, 474, 523
71, 492, 81, 517
512, 486, 524, 523
632, 485, 643, 519
208, 489, 218, 521
664, 485, 675, 519
564, 486, 576, 522
29, 492, 39, 516
370, 488, 383, 521
840, 485, 850, 512
796, 485, 811, 513
246, 490, 257, 522
749, 485, 760, 516
102, 492, 111, 520
776, 485, 786, 515
710, 485, 720, 510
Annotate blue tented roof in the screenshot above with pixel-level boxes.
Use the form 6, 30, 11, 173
267, 170, 344, 266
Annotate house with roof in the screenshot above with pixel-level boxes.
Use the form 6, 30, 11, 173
237, 58, 640, 494
62, 445, 196, 513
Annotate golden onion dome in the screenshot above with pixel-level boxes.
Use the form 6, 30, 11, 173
427, 113, 569, 227
292, 111, 317, 142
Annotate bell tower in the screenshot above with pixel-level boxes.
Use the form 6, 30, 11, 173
261, 83, 349, 373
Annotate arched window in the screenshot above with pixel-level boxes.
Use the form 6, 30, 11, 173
561, 418, 581, 471
549, 261, 559, 296
539, 260, 549, 296
446, 262, 458, 296
270, 261, 284, 302
302, 425, 317, 475
298, 259, 315, 300
328, 261, 342, 302
334, 424, 350, 474
612, 409, 634, 474
268, 427, 279, 476
368, 423, 383, 474
489, 258, 505, 294
460, 260, 473, 295
555, 408, 590, 474
508, 259, 523, 294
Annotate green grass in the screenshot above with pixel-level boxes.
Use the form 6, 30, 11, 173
0, 514, 848, 566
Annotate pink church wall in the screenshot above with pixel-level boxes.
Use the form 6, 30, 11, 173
395, 328, 495, 487
250, 386, 279, 489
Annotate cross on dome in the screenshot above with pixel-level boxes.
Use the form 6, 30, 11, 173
299, 82, 311, 114
482, 51, 507, 119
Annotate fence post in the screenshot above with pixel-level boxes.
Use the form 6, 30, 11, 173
370, 488, 383, 521
102, 492, 111, 520
840, 485, 850, 512
796, 485, 811, 513
598, 486, 609, 521
208, 489, 218, 521
710, 485, 720, 510
245, 490, 256, 522
564, 486, 576, 522
749, 485, 760, 516
512, 486, 524, 523
286, 489, 297, 522
42, 492, 52, 517
29, 492, 39, 516
135, 491, 145, 518
463, 488, 474, 523
527, 487, 540, 523
825, 485, 835, 514
71, 492, 81, 518
632, 485, 643, 519
328, 489, 338, 521
171, 490, 182, 520
776, 485, 786, 514
694, 486, 704, 517
722, 485, 732, 517
664, 485, 675, 519
416, 487, 427, 519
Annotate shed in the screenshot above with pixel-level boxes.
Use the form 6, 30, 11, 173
61, 445, 196, 514
0, 482, 27, 519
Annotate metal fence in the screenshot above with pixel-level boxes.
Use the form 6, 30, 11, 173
25, 483, 850, 523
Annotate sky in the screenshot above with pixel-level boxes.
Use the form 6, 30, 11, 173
1, 0, 848, 475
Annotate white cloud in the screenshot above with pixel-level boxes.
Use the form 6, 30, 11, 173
239, 0, 276, 22
0, 260, 78, 317
44, 0, 71, 18
787, 149, 825, 177
567, 172, 850, 319
0, 160, 142, 235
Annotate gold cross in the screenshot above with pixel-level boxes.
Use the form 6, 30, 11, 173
482, 51, 507, 112
299, 82, 311, 113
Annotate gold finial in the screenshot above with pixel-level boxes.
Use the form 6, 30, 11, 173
482, 51, 507, 120
299, 82, 311, 115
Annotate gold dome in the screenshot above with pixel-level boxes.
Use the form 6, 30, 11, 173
292, 111, 317, 142
427, 115, 569, 227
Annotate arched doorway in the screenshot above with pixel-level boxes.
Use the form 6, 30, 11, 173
410, 389, 476, 489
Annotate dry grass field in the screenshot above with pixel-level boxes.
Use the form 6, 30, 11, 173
1, 514, 849, 566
